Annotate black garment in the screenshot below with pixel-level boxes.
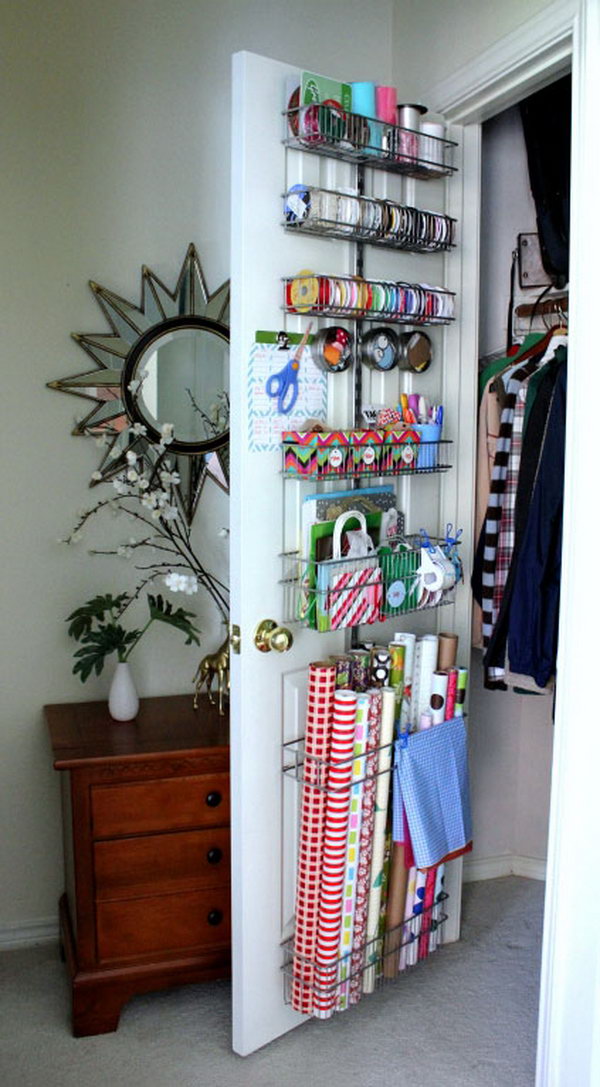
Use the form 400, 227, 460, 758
484, 349, 565, 671
519, 75, 571, 289
508, 361, 567, 687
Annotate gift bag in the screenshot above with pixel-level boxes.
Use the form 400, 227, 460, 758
315, 510, 383, 632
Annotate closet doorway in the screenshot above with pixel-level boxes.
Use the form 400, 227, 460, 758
430, 3, 600, 1081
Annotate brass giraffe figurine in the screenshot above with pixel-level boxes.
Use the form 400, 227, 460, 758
193, 634, 230, 716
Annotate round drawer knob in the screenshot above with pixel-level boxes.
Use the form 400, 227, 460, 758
205, 791, 222, 808
207, 847, 223, 865
207, 908, 223, 926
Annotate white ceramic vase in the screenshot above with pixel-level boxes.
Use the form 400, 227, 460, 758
108, 661, 139, 722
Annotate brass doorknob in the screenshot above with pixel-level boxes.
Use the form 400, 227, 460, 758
253, 619, 294, 653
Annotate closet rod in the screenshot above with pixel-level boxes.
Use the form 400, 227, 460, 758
514, 293, 568, 318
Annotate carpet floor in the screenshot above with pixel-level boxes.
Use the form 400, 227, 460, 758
0, 876, 544, 1087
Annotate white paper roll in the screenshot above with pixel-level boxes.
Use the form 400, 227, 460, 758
430, 670, 449, 725
413, 634, 439, 727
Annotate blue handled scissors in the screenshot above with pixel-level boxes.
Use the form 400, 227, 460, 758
266, 323, 312, 414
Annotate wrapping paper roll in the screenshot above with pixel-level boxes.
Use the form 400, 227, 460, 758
437, 632, 458, 671
455, 667, 469, 716
388, 642, 405, 735
370, 646, 391, 687
430, 670, 449, 725
431, 863, 446, 952
418, 867, 437, 960
398, 866, 416, 972
383, 843, 409, 977
336, 692, 371, 1010
314, 689, 358, 1019
445, 668, 458, 720
362, 687, 396, 994
406, 868, 428, 967
292, 661, 336, 1013
349, 649, 371, 693
332, 655, 352, 689
392, 632, 416, 731
349, 689, 382, 1006
413, 634, 439, 727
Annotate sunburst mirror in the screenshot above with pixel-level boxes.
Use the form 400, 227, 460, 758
49, 244, 230, 525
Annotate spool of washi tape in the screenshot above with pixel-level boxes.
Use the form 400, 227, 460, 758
284, 184, 311, 224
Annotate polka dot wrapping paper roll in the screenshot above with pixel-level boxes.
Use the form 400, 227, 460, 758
313, 689, 358, 1019
291, 661, 337, 1014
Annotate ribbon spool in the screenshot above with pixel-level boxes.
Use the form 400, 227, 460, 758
361, 326, 399, 371
288, 269, 320, 313
311, 326, 353, 373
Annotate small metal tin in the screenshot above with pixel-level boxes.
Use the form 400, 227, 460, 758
310, 326, 353, 373
397, 330, 432, 373
361, 326, 399, 371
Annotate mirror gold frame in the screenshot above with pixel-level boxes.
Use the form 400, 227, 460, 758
49, 244, 230, 525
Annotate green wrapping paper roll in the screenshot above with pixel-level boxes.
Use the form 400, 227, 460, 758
362, 687, 396, 994
455, 667, 468, 716
388, 642, 405, 734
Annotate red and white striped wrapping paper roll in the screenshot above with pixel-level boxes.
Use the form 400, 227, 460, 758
418, 866, 438, 960
291, 661, 337, 1014
313, 689, 358, 1019
349, 688, 382, 1006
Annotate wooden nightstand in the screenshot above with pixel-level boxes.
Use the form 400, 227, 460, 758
45, 693, 230, 1037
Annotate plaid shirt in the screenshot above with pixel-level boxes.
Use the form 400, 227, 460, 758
492, 380, 529, 621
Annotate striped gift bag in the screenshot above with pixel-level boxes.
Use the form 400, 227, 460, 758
314, 690, 358, 1019
316, 510, 383, 632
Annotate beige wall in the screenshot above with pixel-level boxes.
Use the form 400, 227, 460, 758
1, 0, 560, 935
392, 0, 554, 103
0, 0, 395, 933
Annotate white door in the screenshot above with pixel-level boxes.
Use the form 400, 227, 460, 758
229, 50, 476, 1056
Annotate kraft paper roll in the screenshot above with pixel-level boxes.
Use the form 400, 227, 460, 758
292, 661, 336, 1014
383, 843, 409, 978
362, 687, 396, 994
392, 632, 416, 731
445, 668, 458, 720
455, 667, 469, 716
430, 670, 449, 725
437, 631, 458, 671
314, 689, 358, 1019
413, 634, 439, 727
349, 689, 382, 1006
336, 692, 371, 1011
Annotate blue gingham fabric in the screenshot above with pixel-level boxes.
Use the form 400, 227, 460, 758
393, 717, 472, 868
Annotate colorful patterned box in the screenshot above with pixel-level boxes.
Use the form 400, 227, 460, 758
282, 428, 421, 479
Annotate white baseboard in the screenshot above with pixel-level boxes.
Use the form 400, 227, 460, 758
463, 853, 546, 883
0, 918, 58, 950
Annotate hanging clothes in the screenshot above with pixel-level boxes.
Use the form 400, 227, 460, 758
507, 359, 567, 687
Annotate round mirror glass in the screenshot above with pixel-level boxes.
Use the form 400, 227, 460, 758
131, 324, 229, 448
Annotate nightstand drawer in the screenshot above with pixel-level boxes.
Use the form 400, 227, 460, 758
95, 827, 230, 900
96, 886, 231, 962
91, 773, 230, 838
